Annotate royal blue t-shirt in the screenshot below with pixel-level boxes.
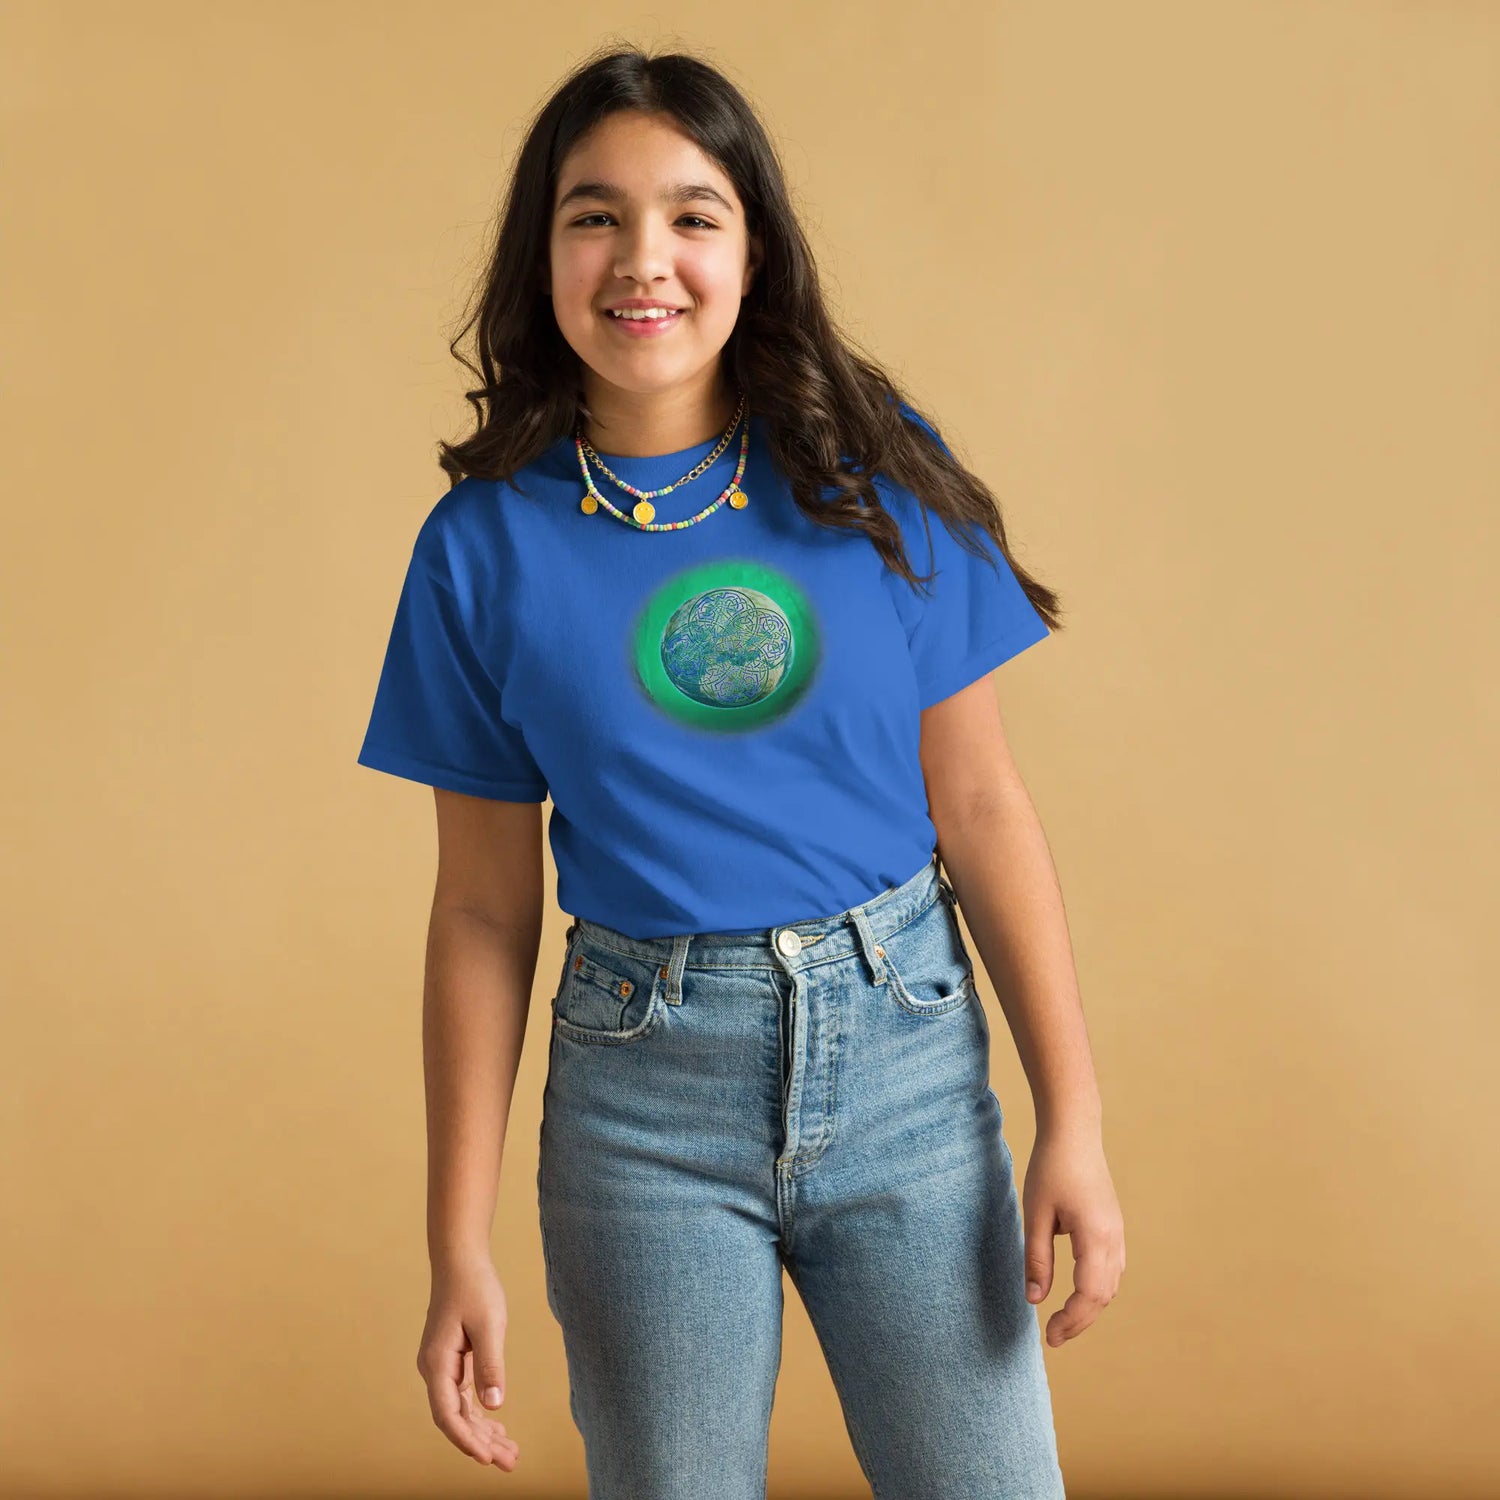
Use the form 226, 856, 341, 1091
356, 406, 1049, 938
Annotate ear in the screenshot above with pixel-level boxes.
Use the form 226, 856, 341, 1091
743, 234, 764, 296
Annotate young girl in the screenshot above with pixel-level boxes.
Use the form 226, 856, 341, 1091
358, 46, 1123, 1500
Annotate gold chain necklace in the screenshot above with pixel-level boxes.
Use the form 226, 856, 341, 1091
573, 394, 750, 530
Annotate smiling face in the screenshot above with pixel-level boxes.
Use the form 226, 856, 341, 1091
545, 110, 762, 438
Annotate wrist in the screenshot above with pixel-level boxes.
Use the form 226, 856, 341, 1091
429, 1241, 495, 1278
1034, 1099, 1103, 1140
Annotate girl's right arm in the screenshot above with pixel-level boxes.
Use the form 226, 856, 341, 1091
414, 788, 546, 1475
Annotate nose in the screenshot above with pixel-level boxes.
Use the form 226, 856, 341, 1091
612, 216, 676, 287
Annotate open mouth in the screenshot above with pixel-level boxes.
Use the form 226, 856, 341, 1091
601, 308, 686, 334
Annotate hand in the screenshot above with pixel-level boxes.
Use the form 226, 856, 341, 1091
416, 1256, 521, 1472
1022, 1126, 1125, 1347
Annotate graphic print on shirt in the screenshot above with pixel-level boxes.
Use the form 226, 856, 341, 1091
628, 559, 822, 732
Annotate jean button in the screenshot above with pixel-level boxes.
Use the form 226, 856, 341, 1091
776, 929, 803, 956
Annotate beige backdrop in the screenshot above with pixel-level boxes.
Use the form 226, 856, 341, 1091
4, 2, 1496, 1497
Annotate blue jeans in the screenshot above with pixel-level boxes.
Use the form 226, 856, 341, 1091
537, 853, 1067, 1499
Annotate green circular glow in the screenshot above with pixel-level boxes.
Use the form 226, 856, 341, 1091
629, 560, 821, 730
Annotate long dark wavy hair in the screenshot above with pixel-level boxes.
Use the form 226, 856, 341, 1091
437, 44, 1062, 628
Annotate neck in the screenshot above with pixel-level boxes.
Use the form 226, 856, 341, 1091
580, 378, 739, 458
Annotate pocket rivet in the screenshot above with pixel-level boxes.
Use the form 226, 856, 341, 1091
875, 945, 885, 958
659, 965, 669, 980
573, 956, 583, 971
619, 980, 632, 996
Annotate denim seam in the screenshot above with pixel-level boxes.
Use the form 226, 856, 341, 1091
884, 964, 975, 1017
815, 982, 843, 1170
876, 888, 944, 943
575, 889, 944, 973
552, 987, 665, 1046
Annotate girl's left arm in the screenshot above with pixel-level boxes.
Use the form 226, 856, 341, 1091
920, 678, 1126, 1347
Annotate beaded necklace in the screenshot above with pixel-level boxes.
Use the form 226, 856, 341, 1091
573, 393, 750, 530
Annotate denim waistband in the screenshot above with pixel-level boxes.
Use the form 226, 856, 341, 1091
567, 851, 959, 1000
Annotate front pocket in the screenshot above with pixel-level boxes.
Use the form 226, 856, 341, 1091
552, 937, 664, 1044
878, 899, 976, 1017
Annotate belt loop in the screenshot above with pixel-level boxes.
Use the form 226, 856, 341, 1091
932, 852, 959, 910
660, 932, 691, 1006
848, 904, 887, 985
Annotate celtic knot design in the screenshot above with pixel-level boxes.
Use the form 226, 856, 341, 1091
660, 587, 794, 707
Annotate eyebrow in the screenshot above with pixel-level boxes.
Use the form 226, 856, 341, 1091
555, 180, 736, 215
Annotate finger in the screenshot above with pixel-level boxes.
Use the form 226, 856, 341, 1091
1045, 1235, 1119, 1345
458, 1381, 519, 1443
1024, 1208, 1056, 1303
460, 1340, 519, 1462
458, 1384, 521, 1468
470, 1320, 508, 1410
422, 1336, 502, 1466
1046, 1287, 1103, 1345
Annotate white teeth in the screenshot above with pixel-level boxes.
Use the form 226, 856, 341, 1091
608, 307, 681, 320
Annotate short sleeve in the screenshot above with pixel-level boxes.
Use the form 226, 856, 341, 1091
891, 403, 1051, 710
356, 512, 548, 803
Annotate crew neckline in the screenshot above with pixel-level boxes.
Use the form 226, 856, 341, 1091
569, 412, 754, 467
590, 433, 720, 464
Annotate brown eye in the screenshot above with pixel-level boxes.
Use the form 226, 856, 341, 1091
569, 213, 718, 229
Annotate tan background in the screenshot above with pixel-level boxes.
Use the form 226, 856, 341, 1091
4, 2, 1496, 1496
